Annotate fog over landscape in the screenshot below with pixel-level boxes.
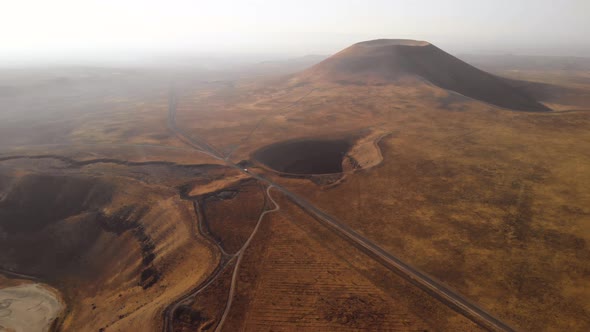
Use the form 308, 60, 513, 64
1, 0, 589, 66
2, 1, 590, 332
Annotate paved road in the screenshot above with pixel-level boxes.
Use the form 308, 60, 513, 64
166, 85, 515, 332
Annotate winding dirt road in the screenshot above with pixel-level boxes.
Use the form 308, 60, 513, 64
215, 186, 280, 331
162, 185, 279, 332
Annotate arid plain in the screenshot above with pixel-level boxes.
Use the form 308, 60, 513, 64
1, 40, 589, 331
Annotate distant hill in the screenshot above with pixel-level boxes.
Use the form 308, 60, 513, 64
457, 54, 590, 72
296, 39, 551, 112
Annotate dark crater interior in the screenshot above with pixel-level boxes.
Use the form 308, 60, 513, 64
252, 139, 351, 175
0, 174, 114, 277
0, 174, 113, 233
0, 174, 159, 287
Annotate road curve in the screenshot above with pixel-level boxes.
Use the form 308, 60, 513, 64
166, 85, 515, 332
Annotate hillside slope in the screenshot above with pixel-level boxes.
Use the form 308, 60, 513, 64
298, 39, 551, 112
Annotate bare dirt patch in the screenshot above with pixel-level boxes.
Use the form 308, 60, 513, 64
0, 283, 64, 332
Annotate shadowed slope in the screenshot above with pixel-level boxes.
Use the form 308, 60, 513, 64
298, 39, 551, 112
0, 169, 218, 331
252, 139, 351, 175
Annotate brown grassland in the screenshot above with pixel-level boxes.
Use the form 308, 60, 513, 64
1, 43, 590, 331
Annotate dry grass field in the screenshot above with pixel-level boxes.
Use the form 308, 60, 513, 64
220, 192, 482, 331
271, 105, 590, 331
1, 40, 590, 331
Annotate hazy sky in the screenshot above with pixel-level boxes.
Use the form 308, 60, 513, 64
1, 0, 589, 65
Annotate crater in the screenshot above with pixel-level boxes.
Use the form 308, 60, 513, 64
355, 39, 430, 47
0, 174, 159, 288
0, 174, 113, 234
252, 139, 351, 175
